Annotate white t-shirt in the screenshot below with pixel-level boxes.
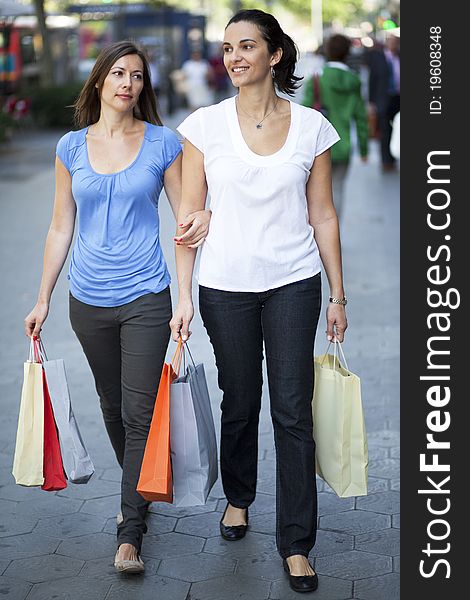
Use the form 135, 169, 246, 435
177, 96, 340, 292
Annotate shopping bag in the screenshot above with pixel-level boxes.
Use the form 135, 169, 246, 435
43, 358, 94, 484
41, 368, 67, 491
312, 341, 368, 497
137, 340, 183, 503
170, 344, 218, 507
12, 339, 45, 486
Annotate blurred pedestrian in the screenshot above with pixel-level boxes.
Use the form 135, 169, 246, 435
366, 34, 400, 171
390, 110, 400, 161
181, 50, 214, 111
171, 9, 347, 593
302, 34, 368, 219
24, 41, 211, 575
208, 44, 232, 102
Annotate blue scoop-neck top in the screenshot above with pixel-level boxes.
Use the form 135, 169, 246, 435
56, 122, 181, 307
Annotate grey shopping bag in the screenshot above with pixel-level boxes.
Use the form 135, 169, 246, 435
170, 348, 218, 507
43, 359, 95, 484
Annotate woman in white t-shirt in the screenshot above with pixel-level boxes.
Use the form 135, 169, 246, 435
171, 9, 348, 592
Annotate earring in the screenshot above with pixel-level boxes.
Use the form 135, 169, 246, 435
271, 66, 275, 79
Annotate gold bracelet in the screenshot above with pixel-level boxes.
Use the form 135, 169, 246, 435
329, 296, 347, 306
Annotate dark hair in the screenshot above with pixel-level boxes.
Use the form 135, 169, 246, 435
73, 41, 162, 128
326, 34, 351, 62
226, 9, 302, 96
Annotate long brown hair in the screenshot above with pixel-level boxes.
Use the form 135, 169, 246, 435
73, 41, 162, 128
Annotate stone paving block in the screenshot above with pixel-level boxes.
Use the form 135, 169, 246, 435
356, 491, 400, 515
175, 510, 222, 538
355, 528, 400, 556
249, 511, 276, 535
390, 446, 400, 458
393, 556, 400, 572
366, 430, 399, 447
0, 559, 10, 575
0, 533, 59, 559
0, 453, 14, 469
257, 468, 276, 495
354, 572, 400, 600
392, 513, 400, 528
99, 467, 121, 483
141, 532, 205, 559
0, 499, 17, 515
105, 575, 190, 600
316, 550, 392, 580
158, 552, 236, 582
204, 531, 277, 558
189, 573, 271, 600
80, 494, 121, 518
366, 477, 390, 494
57, 479, 120, 500
390, 478, 400, 491
57, 532, 116, 560
367, 458, 400, 479
0, 483, 45, 502
0, 514, 37, 537
34, 513, 106, 539
368, 446, 389, 460
0, 468, 16, 486
320, 510, 391, 536
314, 529, 354, 557
0, 575, 32, 600
14, 495, 83, 517
148, 497, 218, 518
236, 553, 283, 581
4, 554, 84, 583
318, 493, 355, 516
27, 576, 111, 600
270, 575, 352, 600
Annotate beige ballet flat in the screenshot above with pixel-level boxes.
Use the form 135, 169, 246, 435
114, 549, 145, 574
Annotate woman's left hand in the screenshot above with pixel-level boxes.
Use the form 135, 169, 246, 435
174, 210, 212, 248
326, 303, 348, 343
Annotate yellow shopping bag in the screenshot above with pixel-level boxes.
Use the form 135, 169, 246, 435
12, 338, 45, 486
312, 341, 368, 497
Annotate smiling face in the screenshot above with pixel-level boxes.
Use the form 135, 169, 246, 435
223, 21, 281, 88
99, 54, 145, 114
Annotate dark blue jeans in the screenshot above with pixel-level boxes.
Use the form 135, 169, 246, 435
199, 274, 322, 559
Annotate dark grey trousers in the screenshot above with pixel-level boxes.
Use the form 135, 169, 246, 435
69, 289, 172, 551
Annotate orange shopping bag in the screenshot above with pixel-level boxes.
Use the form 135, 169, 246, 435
137, 340, 183, 503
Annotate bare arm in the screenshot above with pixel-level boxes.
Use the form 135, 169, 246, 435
164, 151, 210, 248
169, 139, 208, 341
24, 156, 76, 337
307, 149, 348, 342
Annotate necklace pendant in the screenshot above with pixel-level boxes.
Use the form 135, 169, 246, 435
256, 123, 263, 129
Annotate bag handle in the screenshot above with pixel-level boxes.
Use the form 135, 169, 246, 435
319, 340, 350, 371
29, 336, 47, 364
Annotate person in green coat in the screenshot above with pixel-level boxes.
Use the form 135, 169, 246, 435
302, 34, 368, 218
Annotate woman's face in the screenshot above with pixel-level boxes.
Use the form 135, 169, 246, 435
99, 54, 145, 113
223, 21, 280, 88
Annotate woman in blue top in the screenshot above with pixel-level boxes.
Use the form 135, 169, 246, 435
24, 41, 210, 574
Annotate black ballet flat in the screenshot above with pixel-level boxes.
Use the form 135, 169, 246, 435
283, 559, 319, 593
219, 503, 248, 541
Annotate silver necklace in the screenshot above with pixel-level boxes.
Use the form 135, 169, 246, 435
236, 95, 279, 129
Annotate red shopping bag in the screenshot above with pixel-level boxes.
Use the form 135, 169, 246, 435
137, 340, 183, 503
31, 338, 67, 492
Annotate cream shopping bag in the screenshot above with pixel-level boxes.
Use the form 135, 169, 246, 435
312, 341, 368, 497
12, 338, 45, 486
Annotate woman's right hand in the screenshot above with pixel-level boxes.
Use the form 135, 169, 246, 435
24, 302, 49, 338
170, 299, 194, 342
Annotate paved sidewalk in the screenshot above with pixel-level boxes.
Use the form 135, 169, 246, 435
0, 116, 399, 600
